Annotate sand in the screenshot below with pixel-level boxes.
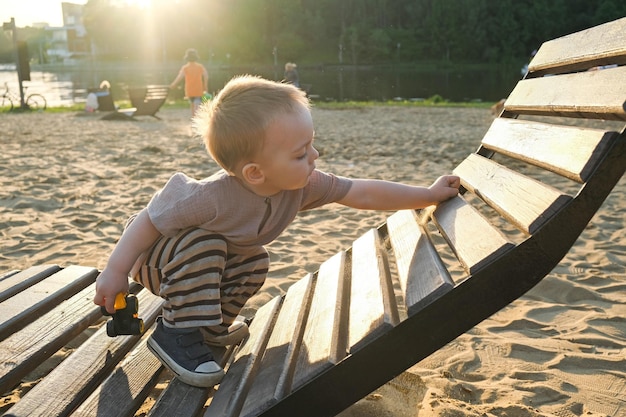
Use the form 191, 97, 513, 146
0, 106, 624, 416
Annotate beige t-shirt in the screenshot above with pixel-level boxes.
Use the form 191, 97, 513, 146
146, 169, 352, 253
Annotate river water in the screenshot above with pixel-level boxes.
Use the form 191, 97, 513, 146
0, 62, 521, 108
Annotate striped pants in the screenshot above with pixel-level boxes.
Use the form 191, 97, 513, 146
133, 228, 269, 331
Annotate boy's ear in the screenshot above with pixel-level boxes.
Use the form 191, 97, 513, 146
241, 162, 265, 185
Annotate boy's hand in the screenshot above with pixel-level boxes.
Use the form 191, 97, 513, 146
94, 267, 130, 314
429, 175, 461, 203
93, 208, 160, 314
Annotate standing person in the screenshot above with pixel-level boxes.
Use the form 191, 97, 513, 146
93, 75, 460, 388
170, 48, 209, 117
283, 62, 300, 87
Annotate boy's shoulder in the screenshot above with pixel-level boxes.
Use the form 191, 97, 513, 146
157, 170, 243, 205
203, 169, 232, 182
166, 170, 232, 188
184, 61, 206, 69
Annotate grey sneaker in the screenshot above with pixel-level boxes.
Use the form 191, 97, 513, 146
201, 320, 249, 347
147, 318, 224, 387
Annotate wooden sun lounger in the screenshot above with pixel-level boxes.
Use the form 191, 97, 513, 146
101, 85, 169, 121
1, 17, 625, 417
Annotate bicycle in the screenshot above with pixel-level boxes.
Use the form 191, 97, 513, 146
1, 82, 47, 111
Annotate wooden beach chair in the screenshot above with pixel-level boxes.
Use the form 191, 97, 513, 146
101, 84, 169, 120
1, 17, 625, 417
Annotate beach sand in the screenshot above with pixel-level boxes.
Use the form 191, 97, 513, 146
1, 107, 624, 416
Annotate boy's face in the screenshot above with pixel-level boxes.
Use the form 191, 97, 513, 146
253, 104, 318, 195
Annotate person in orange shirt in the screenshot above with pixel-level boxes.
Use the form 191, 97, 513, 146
170, 48, 209, 117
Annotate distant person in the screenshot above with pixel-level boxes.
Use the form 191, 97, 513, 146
99, 80, 111, 90
283, 62, 300, 88
521, 49, 537, 77
95, 80, 116, 111
170, 48, 209, 117
85, 80, 114, 112
588, 63, 618, 71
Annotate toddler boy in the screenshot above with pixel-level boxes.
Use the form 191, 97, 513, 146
94, 75, 460, 387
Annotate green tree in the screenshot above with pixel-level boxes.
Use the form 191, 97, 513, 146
76, 0, 626, 66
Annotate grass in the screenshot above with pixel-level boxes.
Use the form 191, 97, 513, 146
1, 96, 496, 113
312, 97, 494, 110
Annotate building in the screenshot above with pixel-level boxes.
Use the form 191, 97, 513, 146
45, 2, 90, 63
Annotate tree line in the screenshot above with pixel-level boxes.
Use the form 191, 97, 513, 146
2, 0, 625, 68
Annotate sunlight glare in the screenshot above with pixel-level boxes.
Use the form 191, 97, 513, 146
124, 0, 152, 9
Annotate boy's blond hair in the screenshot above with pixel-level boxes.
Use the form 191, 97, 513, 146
194, 75, 310, 174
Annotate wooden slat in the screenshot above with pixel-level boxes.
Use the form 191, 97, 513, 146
349, 229, 399, 352
0, 284, 101, 393
240, 274, 314, 417
387, 210, 454, 316
148, 344, 235, 417
0, 270, 19, 282
481, 118, 617, 182
0, 264, 61, 303
72, 338, 164, 417
206, 296, 281, 417
4, 290, 163, 417
144, 87, 169, 99
504, 65, 626, 121
148, 379, 210, 417
0, 265, 97, 341
431, 196, 514, 274
529, 17, 626, 76
292, 252, 349, 391
455, 154, 573, 235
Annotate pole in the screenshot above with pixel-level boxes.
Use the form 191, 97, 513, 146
2, 18, 26, 109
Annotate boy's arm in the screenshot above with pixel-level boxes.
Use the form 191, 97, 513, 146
94, 208, 161, 313
337, 175, 460, 210
170, 69, 185, 89
202, 66, 209, 92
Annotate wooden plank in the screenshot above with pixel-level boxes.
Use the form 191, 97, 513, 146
481, 118, 617, 182
3, 290, 163, 417
0, 264, 61, 303
241, 274, 314, 417
431, 196, 514, 274
72, 338, 164, 417
529, 17, 626, 75
148, 379, 210, 417
0, 283, 101, 393
148, 344, 236, 417
0, 265, 97, 341
349, 229, 399, 352
292, 251, 349, 391
387, 210, 454, 316
143, 86, 169, 99
454, 154, 573, 235
504, 66, 626, 121
206, 296, 281, 417
0, 270, 19, 282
